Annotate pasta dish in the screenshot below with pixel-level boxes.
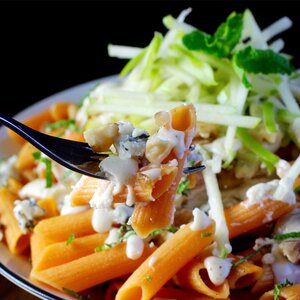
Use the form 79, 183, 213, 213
1, 8, 300, 300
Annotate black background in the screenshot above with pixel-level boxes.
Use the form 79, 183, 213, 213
1, 1, 300, 116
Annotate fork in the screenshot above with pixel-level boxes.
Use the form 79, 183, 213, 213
0, 114, 205, 179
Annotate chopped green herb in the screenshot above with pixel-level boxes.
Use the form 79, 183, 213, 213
32, 151, 53, 188
177, 177, 190, 195
145, 275, 153, 282
62, 287, 88, 300
148, 225, 178, 237
200, 232, 213, 238
119, 223, 133, 234
44, 119, 82, 133
273, 231, 300, 241
183, 12, 243, 58
274, 279, 293, 300
294, 185, 300, 193
234, 46, 294, 76
219, 247, 229, 259
95, 228, 136, 252
231, 245, 269, 269
66, 233, 75, 245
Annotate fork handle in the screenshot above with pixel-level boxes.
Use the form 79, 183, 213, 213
0, 114, 53, 154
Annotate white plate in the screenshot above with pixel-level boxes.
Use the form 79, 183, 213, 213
0, 76, 115, 300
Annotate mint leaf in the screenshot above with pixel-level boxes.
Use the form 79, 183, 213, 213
273, 231, 300, 241
183, 12, 243, 58
234, 46, 294, 75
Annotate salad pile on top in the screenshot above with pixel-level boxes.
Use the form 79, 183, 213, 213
74, 8, 300, 258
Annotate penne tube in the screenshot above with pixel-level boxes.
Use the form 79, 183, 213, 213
16, 142, 38, 171
7, 177, 23, 195
31, 242, 155, 292
0, 188, 29, 254
7, 110, 53, 143
49, 101, 72, 121
70, 166, 178, 207
259, 283, 300, 300
37, 197, 59, 219
251, 264, 274, 294
60, 131, 85, 142
227, 259, 262, 289
70, 176, 102, 206
33, 209, 94, 242
116, 222, 215, 300
32, 233, 107, 272
175, 258, 229, 299
225, 200, 295, 239
131, 104, 196, 238
31, 234, 54, 268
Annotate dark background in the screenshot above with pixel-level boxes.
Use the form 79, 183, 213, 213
1, 1, 300, 116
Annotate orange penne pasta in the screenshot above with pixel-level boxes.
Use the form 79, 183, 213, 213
153, 287, 229, 300
49, 101, 72, 121
251, 264, 274, 294
60, 131, 84, 142
116, 221, 215, 300
32, 233, 107, 272
131, 104, 196, 238
16, 142, 38, 171
227, 258, 262, 289
7, 177, 23, 195
30, 234, 54, 268
0, 188, 29, 254
37, 197, 59, 219
7, 110, 53, 143
225, 199, 295, 239
70, 176, 102, 206
259, 283, 300, 300
175, 258, 229, 299
31, 242, 155, 292
70, 166, 177, 207
33, 209, 94, 242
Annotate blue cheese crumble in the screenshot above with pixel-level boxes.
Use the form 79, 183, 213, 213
13, 199, 45, 233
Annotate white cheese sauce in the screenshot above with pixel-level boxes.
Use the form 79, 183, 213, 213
148, 256, 157, 270
244, 179, 296, 208
92, 208, 114, 233
126, 235, 144, 260
19, 179, 70, 208
60, 195, 89, 215
190, 208, 212, 231
100, 156, 138, 194
89, 182, 114, 209
204, 256, 232, 285
105, 227, 120, 245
